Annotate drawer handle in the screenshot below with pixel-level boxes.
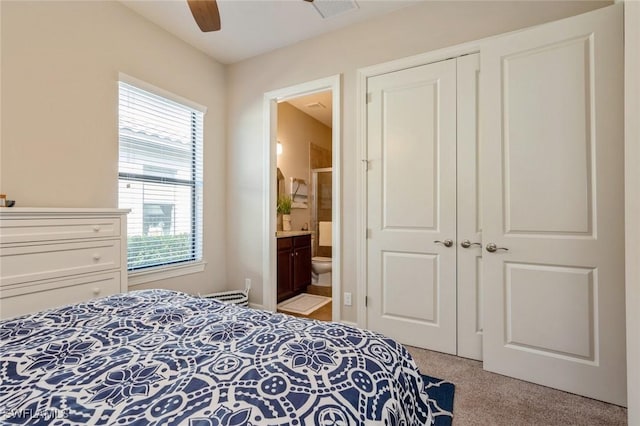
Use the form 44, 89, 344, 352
93, 226, 101, 232
93, 254, 102, 261
93, 287, 101, 296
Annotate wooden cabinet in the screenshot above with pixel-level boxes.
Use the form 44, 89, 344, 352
292, 238, 311, 293
0, 208, 129, 319
277, 237, 294, 302
277, 234, 311, 303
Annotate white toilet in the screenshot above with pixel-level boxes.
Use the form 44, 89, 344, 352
312, 256, 332, 285
312, 221, 332, 286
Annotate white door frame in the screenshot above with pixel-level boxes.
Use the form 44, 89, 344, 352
262, 75, 342, 320
356, 42, 481, 328
624, 0, 640, 422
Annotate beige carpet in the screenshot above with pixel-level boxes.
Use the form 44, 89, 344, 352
407, 347, 628, 425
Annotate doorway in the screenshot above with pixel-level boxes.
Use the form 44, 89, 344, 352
262, 75, 341, 322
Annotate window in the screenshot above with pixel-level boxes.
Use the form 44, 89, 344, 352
118, 78, 204, 273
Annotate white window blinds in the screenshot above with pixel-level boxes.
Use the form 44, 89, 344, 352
118, 80, 204, 271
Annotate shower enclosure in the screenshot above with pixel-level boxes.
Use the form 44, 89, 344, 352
311, 168, 332, 258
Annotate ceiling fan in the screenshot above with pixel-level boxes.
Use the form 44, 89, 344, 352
187, 0, 314, 32
187, 0, 221, 32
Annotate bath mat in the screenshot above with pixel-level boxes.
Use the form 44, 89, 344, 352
278, 293, 331, 315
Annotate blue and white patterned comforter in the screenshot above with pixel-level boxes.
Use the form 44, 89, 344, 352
1, 290, 437, 425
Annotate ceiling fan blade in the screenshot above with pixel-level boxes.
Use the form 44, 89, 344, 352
187, 0, 221, 32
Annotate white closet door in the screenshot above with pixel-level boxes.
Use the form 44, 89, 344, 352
456, 53, 483, 361
481, 5, 625, 405
366, 58, 457, 353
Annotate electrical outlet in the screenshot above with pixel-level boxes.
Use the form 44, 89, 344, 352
245, 278, 251, 291
344, 292, 352, 306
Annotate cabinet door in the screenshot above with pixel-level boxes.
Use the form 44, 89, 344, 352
277, 238, 294, 303
293, 244, 311, 293
277, 248, 293, 302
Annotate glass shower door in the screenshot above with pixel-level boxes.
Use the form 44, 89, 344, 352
312, 168, 332, 258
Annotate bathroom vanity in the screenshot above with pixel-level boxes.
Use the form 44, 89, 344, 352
276, 232, 311, 303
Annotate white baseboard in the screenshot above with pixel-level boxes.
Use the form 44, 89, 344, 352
249, 303, 265, 310
340, 320, 358, 328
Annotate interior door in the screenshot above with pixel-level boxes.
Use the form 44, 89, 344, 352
366, 58, 457, 353
456, 53, 483, 361
481, 4, 626, 405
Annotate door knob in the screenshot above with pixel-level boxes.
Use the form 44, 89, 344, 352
434, 239, 454, 248
461, 240, 482, 249
486, 243, 509, 253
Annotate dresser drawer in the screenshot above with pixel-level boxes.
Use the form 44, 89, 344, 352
0, 217, 121, 244
0, 240, 121, 287
0, 271, 121, 319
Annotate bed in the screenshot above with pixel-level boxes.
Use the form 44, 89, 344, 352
0, 290, 451, 425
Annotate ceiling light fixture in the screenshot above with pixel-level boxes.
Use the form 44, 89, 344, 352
306, 101, 327, 109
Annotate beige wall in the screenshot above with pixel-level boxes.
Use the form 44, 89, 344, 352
625, 0, 640, 422
226, 1, 611, 318
277, 102, 331, 231
1, 1, 228, 295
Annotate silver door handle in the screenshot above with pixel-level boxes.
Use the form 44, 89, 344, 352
434, 239, 454, 248
486, 243, 509, 253
461, 239, 482, 249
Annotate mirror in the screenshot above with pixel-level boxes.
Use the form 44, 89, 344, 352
277, 167, 285, 198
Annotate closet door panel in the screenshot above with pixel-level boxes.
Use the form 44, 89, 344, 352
481, 4, 625, 405
457, 53, 483, 361
382, 82, 438, 230
504, 37, 592, 234
366, 58, 457, 353
382, 252, 438, 323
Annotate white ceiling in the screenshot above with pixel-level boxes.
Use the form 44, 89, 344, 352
120, 0, 420, 64
285, 90, 333, 127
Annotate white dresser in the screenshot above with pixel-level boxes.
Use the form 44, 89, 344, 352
0, 208, 129, 319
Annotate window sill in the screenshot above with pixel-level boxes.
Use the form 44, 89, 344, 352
128, 261, 207, 287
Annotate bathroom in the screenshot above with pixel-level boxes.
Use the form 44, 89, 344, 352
275, 91, 333, 321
